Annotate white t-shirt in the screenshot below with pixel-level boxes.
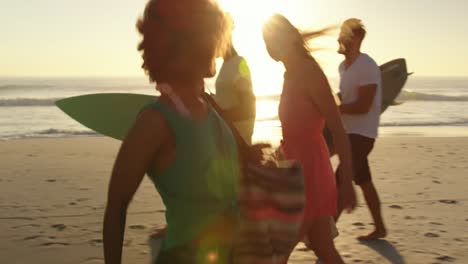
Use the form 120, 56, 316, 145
339, 53, 382, 139
215, 55, 255, 144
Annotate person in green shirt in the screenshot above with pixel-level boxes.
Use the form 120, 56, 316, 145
103, 1, 244, 263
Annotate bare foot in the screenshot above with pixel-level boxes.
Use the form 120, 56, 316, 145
357, 229, 387, 241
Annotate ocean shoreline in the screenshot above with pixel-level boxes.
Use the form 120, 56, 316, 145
2, 125, 468, 142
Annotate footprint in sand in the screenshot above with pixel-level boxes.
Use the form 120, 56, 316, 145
389, 205, 403, 209
425, 232, 440, 238
40, 242, 70, 247
429, 222, 443, 226
51, 224, 66, 231
46, 179, 57, 183
436, 255, 456, 262
129, 224, 147, 230
24, 235, 42, 240
433, 180, 442, 184
439, 199, 458, 205
352, 222, 365, 227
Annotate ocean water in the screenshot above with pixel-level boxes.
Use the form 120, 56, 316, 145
1, 76, 468, 141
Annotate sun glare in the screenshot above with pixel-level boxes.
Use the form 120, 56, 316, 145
218, 0, 281, 27
218, 0, 286, 96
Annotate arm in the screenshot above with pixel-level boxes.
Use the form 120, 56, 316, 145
221, 78, 256, 122
103, 109, 165, 264
339, 84, 377, 114
305, 64, 356, 211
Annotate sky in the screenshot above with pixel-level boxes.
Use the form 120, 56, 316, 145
1, 0, 468, 86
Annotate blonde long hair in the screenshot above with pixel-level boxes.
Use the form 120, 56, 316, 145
263, 14, 336, 60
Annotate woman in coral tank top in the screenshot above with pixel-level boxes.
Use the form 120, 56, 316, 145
263, 14, 357, 264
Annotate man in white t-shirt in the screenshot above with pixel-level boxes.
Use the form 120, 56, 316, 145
214, 39, 256, 145
335, 19, 387, 240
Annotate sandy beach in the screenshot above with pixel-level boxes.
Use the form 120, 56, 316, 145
1, 136, 467, 264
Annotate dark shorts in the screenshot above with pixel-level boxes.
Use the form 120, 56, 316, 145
337, 134, 375, 186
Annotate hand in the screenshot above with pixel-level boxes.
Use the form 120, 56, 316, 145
338, 181, 357, 213
248, 143, 271, 163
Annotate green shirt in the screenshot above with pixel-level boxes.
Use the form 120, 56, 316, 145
145, 100, 241, 250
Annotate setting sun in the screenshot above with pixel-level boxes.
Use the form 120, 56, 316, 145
216, 0, 338, 96
218, 0, 283, 28
218, 0, 287, 96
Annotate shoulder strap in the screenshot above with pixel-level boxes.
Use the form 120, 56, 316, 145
203, 92, 250, 162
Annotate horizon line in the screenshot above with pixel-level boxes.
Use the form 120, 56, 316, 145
2, 74, 468, 79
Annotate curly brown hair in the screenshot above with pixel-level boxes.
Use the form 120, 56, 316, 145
137, 0, 232, 83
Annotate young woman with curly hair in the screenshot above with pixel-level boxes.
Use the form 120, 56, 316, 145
102, 1, 243, 263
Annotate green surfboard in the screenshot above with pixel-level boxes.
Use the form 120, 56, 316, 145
56, 93, 156, 140
57, 58, 410, 144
